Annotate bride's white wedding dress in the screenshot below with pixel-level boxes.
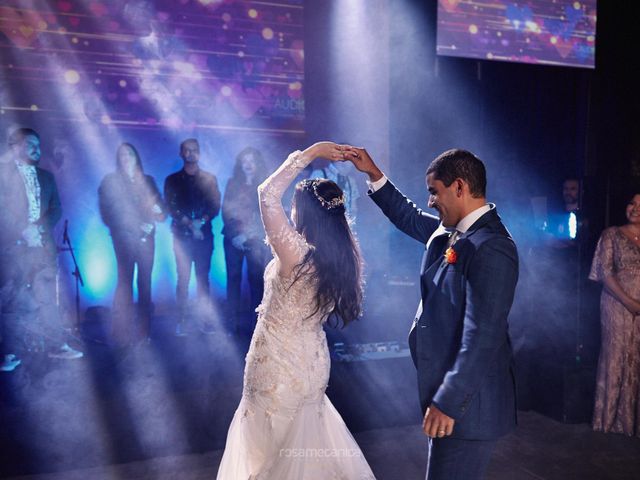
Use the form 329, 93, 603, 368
216, 151, 375, 479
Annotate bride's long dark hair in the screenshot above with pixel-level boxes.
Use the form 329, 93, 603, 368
291, 178, 363, 327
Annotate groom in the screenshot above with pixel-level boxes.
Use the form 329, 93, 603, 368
346, 147, 518, 480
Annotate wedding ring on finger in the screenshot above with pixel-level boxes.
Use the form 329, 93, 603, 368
437, 430, 446, 437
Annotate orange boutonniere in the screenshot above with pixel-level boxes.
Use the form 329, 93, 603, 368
444, 246, 457, 264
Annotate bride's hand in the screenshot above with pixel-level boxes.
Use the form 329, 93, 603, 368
303, 142, 346, 162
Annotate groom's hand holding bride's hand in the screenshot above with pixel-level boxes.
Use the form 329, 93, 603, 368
302, 142, 348, 162
422, 404, 455, 438
342, 146, 384, 183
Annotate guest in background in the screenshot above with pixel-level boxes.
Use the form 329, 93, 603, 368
534, 177, 592, 362
164, 138, 221, 336
99, 143, 166, 345
589, 192, 640, 436
0, 127, 82, 368
222, 147, 269, 332
546, 177, 582, 245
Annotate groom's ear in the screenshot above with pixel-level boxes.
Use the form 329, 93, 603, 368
454, 178, 465, 197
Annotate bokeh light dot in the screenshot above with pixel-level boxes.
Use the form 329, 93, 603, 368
101, 114, 111, 124
469, 24, 478, 34
262, 27, 274, 40
30, 104, 38, 111
221, 85, 232, 96
248, 9, 258, 18
550, 36, 558, 44
71, 37, 78, 43
573, 2, 581, 9
238, 50, 245, 58
222, 13, 231, 22
64, 69, 80, 84
119, 79, 127, 87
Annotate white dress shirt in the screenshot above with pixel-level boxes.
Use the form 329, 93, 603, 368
15, 161, 41, 223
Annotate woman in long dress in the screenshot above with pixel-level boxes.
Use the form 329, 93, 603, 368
98, 143, 166, 344
216, 142, 375, 479
589, 192, 640, 436
222, 147, 269, 330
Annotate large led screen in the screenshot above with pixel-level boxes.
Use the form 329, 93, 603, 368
437, 0, 597, 69
0, 0, 305, 134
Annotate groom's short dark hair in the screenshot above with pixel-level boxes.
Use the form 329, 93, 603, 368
426, 149, 486, 198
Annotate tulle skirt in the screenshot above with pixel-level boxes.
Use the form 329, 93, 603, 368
216, 393, 375, 479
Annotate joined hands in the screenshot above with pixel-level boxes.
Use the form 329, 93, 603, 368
302, 142, 384, 183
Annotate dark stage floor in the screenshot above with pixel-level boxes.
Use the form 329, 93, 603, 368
1, 312, 638, 479
4, 411, 640, 480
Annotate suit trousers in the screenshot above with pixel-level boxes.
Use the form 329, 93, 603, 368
173, 234, 213, 317
426, 437, 497, 480
223, 237, 267, 322
1, 245, 65, 352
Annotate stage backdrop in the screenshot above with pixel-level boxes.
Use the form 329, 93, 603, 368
0, 0, 305, 312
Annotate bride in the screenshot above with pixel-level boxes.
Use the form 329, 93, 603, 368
216, 142, 375, 479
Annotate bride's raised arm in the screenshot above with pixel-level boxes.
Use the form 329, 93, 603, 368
257, 142, 346, 276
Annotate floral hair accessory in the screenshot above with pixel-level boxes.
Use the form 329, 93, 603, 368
302, 179, 345, 210
444, 246, 457, 264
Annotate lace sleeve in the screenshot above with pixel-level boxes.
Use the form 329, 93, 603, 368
258, 150, 312, 275
589, 227, 615, 282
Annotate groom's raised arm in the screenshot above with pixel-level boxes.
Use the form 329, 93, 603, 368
345, 148, 438, 244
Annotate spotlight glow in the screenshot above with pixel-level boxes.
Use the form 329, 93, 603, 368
64, 70, 80, 84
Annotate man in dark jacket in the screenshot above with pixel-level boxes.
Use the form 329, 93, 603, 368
164, 138, 221, 335
347, 147, 518, 480
0, 127, 82, 370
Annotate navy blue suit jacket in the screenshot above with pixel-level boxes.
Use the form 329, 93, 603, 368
370, 180, 518, 440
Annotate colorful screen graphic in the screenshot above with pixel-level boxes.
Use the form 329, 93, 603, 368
0, 0, 304, 134
436, 0, 597, 69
